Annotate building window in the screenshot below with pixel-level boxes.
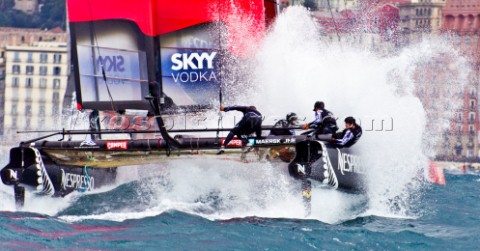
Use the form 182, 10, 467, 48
12, 65, 20, 74
39, 66, 47, 76
53, 66, 61, 76
13, 52, 20, 62
25, 105, 32, 115
26, 65, 34, 75
40, 53, 48, 63
458, 113, 462, 122
25, 118, 31, 129
470, 100, 475, 109
39, 105, 46, 116
465, 35, 471, 45
53, 54, 61, 63
12, 77, 19, 87
11, 104, 17, 115
53, 91, 59, 101
39, 78, 47, 88
53, 79, 60, 89
26, 89, 32, 101
469, 113, 475, 123
25, 78, 33, 88
52, 105, 59, 115
27, 52, 33, 63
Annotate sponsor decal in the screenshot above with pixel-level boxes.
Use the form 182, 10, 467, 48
171, 52, 217, 70
337, 152, 365, 175
106, 141, 129, 150
96, 55, 125, 73
256, 138, 281, 144
75, 139, 100, 149
254, 138, 296, 145
248, 138, 255, 146
60, 169, 95, 192
222, 138, 243, 147
170, 52, 218, 83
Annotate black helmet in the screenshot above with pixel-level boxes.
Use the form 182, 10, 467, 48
313, 101, 324, 111
344, 116, 356, 124
286, 112, 298, 123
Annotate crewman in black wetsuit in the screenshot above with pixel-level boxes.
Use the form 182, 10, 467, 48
217, 105, 262, 154
269, 112, 299, 136
331, 116, 362, 147
302, 101, 338, 139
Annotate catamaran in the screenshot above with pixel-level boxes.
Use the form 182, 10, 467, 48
0, 0, 365, 209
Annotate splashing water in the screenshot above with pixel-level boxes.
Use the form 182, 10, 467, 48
238, 6, 470, 218
1, 6, 472, 225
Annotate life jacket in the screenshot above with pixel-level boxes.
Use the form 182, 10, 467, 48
320, 109, 338, 132
270, 119, 295, 135
344, 124, 362, 147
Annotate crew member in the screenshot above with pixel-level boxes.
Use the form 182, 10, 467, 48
270, 112, 299, 136
303, 101, 338, 138
217, 105, 262, 154
331, 116, 362, 147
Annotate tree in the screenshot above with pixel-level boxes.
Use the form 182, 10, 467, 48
0, 0, 14, 11
303, 0, 318, 11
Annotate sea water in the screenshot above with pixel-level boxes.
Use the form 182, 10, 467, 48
0, 6, 478, 250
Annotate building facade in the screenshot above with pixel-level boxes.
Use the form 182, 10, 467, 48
398, 0, 445, 40
440, 0, 480, 159
2, 43, 69, 139
0, 28, 68, 142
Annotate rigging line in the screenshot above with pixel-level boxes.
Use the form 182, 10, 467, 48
87, 0, 118, 112
216, 0, 224, 139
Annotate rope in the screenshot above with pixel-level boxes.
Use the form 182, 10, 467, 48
87, 0, 118, 112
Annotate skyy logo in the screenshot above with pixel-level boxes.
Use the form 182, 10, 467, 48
170, 52, 218, 83
171, 52, 217, 70
96, 56, 125, 73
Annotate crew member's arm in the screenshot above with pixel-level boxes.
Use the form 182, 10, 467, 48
334, 130, 354, 146
222, 105, 249, 113
308, 111, 323, 128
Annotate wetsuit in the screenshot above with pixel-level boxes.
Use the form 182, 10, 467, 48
332, 124, 362, 147
223, 106, 262, 146
269, 119, 295, 136
308, 109, 338, 135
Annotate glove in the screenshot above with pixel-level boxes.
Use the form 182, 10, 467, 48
220, 105, 225, 111
302, 123, 309, 130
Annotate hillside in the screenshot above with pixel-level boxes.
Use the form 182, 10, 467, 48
0, 0, 66, 30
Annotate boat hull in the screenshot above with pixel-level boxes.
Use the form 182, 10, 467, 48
288, 140, 365, 192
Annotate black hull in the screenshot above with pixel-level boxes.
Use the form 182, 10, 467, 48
1, 135, 365, 207
288, 140, 365, 192
1, 147, 117, 197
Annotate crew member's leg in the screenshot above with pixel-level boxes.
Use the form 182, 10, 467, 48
217, 118, 246, 154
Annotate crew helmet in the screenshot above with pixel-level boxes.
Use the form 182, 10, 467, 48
344, 116, 356, 124
313, 101, 324, 111
286, 112, 298, 124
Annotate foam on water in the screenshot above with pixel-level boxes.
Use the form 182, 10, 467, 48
1, 6, 472, 225
231, 6, 469, 220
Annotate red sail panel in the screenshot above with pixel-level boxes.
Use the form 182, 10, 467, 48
67, 0, 265, 37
